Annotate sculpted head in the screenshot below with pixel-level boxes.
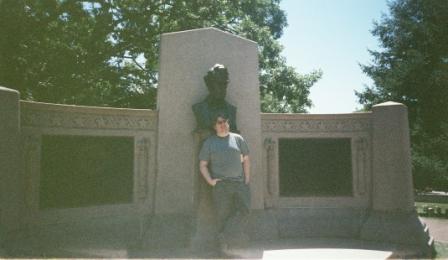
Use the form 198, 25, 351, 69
203, 64, 229, 102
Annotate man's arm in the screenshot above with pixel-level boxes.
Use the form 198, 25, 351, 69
242, 155, 250, 184
199, 160, 220, 186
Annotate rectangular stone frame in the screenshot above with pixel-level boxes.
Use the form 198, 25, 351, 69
20, 101, 157, 227
261, 113, 372, 209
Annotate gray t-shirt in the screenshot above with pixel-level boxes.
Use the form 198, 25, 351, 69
199, 133, 249, 181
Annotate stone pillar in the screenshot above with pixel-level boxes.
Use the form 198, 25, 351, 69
361, 102, 432, 254
0, 86, 22, 242
148, 28, 262, 248
371, 101, 414, 211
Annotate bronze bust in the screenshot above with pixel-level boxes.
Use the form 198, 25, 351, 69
192, 64, 238, 133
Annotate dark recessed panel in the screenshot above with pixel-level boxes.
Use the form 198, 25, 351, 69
40, 135, 134, 209
279, 138, 352, 197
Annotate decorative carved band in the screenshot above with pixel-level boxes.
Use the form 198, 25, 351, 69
355, 137, 368, 195
23, 134, 41, 216
264, 137, 276, 197
21, 108, 157, 130
136, 137, 150, 201
261, 118, 371, 133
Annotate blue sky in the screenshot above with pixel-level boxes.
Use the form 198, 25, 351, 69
279, 0, 389, 113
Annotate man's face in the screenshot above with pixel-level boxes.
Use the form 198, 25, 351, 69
213, 116, 230, 135
207, 77, 228, 101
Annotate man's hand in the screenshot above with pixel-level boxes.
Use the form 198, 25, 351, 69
200, 160, 218, 187
245, 176, 250, 185
242, 155, 250, 185
209, 178, 221, 186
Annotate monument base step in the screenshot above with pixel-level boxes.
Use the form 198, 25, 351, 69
2, 237, 432, 259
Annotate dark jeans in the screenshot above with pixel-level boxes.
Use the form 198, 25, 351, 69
212, 180, 251, 243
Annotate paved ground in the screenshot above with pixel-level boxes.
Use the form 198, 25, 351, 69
262, 248, 392, 259
129, 238, 399, 259
421, 217, 448, 243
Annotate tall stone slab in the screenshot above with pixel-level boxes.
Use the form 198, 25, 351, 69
361, 102, 432, 253
370, 102, 414, 211
152, 28, 262, 247
0, 87, 22, 242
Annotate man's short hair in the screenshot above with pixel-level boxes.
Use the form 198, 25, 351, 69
204, 64, 229, 87
211, 112, 229, 126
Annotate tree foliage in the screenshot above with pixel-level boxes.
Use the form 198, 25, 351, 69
357, 0, 448, 190
0, 0, 320, 112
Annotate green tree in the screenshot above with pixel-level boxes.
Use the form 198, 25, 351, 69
0, 0, 320, 112
357, 0, 448, 190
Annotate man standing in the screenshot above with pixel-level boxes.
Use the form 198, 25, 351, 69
198, 113, 250, 253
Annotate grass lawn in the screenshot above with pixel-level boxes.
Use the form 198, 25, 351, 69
435, 242, 448, 259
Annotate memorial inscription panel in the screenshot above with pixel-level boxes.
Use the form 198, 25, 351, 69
279, 138, 353, 197
40, 135, 134, 209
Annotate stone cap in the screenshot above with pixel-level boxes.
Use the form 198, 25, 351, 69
161, 27, 258, 45
372, 101, 406, 108
0, 86, 19, 95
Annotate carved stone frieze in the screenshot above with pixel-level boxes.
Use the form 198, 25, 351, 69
264, 137, 277, 197
136, 137, 150, 201
261, 118, 371, 133
355, 137, 368, 195
22, 134, 41, 214
21, 108, 157, 130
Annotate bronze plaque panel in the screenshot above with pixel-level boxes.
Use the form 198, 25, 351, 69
40, 135, 134, 209
279, 138, 352, 197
